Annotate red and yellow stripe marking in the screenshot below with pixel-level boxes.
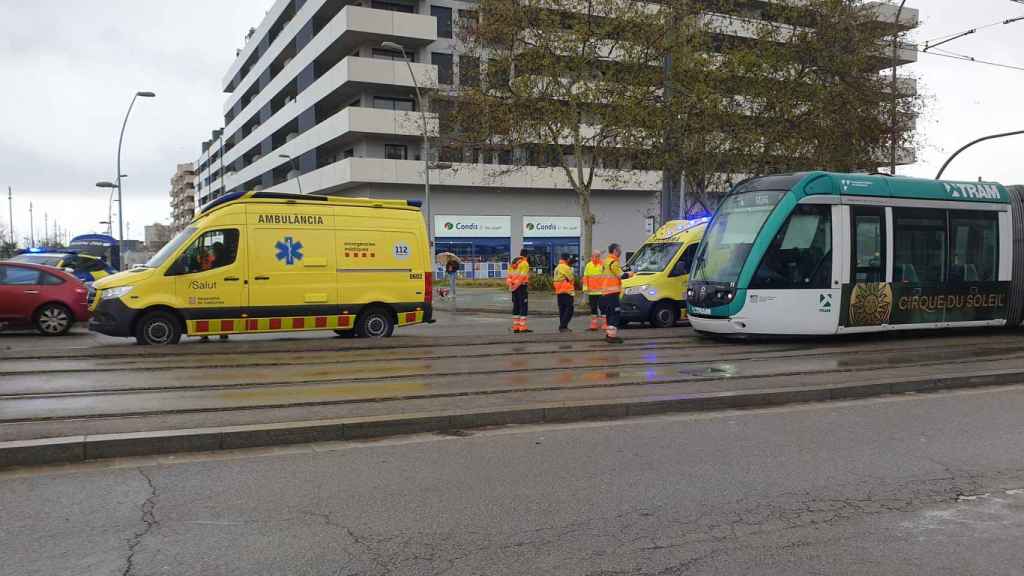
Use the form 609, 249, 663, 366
185, 309, 425, 336
187, 314, 354, 336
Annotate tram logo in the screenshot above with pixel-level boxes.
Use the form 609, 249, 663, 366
944, 182, 1001, 200
848, 282, 893, 327
818, 293, 833, 313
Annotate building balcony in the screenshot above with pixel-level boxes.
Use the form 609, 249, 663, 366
224, 107, 437, 191
262, 157, 663, 196
223, 4, 437, 117
222, 56, 436, 169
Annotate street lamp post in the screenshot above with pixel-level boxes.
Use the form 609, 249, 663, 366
112, 91, 155, 246
935, 129, 1024, 179
278, 154, 303, 194
380, 41, 438, 243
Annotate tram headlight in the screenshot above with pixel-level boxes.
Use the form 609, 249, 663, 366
101, 285, 134, 300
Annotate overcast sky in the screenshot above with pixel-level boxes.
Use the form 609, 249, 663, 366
1, 0, 1022, 245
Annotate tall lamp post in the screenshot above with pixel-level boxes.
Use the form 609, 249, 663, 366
380, 41, 447, 244
104, 91, 155, 247
278, 154, 303, 194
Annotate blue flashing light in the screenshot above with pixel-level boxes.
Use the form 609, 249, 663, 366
199, 190, 248, 214
28, 247, 44, 253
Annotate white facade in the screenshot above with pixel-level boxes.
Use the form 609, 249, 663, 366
193, 0, 920, 272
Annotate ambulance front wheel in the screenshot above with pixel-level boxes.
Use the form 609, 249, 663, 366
357, 307, 394, 338
135, 311, 182, 345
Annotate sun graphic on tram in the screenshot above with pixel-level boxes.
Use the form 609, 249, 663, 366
848, 282, 894, 327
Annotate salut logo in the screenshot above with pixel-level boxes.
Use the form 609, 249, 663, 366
944, 182, 1001, 200
444, 222, 454, 231
526, 223, 535, 231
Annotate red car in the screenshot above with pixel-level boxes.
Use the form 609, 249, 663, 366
0, 261, 90, 336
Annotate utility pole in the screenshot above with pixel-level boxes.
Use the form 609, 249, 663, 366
28, 202, 34, 247
44, 213, 48, 246
890, 0, 907, 175
7, 186, 13, 246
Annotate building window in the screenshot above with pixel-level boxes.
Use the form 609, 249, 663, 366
385, 144, 408, 160
432, 5, 453, 38
460, 56, 480, 87
371, 48, 413, 62
343, 148, 355, 159
432, 52, 453, 85
372, 1, 415, 14
373, 96, 416, 112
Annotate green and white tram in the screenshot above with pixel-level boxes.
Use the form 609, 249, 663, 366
687, 172, 1024, 337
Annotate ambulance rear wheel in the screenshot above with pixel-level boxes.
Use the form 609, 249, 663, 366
650, 301, 678, 328
357, 308, 394, 338
135, 311, 182, 345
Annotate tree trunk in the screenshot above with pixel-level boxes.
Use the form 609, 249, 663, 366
579, 189, 594, 262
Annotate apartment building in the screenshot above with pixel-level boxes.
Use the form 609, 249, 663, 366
169, 162, 196, 233
193, 0, 920, 277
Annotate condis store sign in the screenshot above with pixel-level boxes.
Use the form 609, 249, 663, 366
523, 216, 581, 237
434, 215, 511, 237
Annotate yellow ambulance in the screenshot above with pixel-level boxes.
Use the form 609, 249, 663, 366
620, 218, 708, 328
89, 191, 433, 345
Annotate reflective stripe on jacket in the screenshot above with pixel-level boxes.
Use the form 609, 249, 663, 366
582, 259, 604, 295
506, 256, 530, 291
553, 260, 575, 296
602, 255, 624, 295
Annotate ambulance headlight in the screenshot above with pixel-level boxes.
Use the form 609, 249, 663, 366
101, 286, 134, 300
624, 285, 649, 296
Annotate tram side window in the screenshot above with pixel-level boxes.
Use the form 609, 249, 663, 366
949, 211, 998, 282
852, 208, 884, 283
749, 204, 832, 289
893, 209, 946, 284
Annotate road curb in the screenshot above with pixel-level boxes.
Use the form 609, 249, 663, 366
2, 370, 1022, 469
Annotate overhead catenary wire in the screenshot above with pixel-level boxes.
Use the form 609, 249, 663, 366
917, 47, 1024, 73
922, 14, 1024, 51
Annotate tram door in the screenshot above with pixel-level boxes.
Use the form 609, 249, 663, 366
843, 206, 891, 328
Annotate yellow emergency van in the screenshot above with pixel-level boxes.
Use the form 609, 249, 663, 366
89, 191, 433, 345
620, 218, 708, 328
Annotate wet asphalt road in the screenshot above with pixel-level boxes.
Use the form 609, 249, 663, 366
3, 384, 1024, 575
2, 311, 1024, 441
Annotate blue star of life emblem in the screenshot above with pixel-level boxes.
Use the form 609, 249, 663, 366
275, 236, 304, 265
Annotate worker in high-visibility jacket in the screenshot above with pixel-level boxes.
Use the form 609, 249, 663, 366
506, 248, 532, 333
582, 250, 605, 331
600, 243, 634, 344
553, 253, 576, 333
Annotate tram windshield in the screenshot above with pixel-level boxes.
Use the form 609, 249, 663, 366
692, 190, 785, 284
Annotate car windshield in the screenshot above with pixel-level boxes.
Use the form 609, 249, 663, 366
692, 190, 785, 284
627, 242, 682, 274
11, 254, 63, 267
146, 226, 197, 268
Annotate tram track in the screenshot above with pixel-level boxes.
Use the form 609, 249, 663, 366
3, 343, 1023, 423
2, 326, 1019, 377
0, 332, 1017, 396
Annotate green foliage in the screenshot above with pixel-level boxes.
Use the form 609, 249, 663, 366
449, 0, 925, 217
